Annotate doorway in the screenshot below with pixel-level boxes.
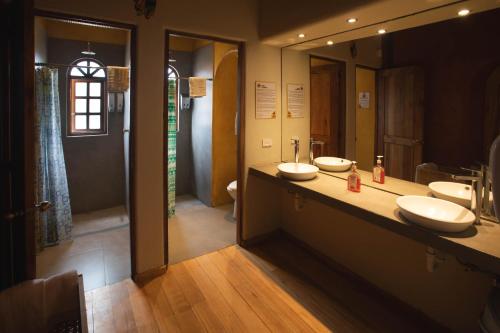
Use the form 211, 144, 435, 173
33, 13, 136, 291
165, 32, 244, 264
355, 66, 377, 171
310, 56, 346, 157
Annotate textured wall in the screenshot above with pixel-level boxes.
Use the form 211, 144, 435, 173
48, 38, 126, 213
171, 50, 194, 196
212, 43, 238, 206
191, 44, 214, 206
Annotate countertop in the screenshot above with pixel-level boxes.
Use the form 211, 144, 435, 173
249, 163, 500, 275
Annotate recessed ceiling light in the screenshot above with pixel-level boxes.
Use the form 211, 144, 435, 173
327, 40, 334, 45
458, 9, 470, 16
377, 29, 387, 34
347, 18, 358, 24
298, 33, 305, 38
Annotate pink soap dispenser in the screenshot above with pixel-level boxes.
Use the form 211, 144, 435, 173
373, 155, 385, 184
347, 161, 361, 192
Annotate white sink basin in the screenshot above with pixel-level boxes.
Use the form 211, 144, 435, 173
314, 156, 352, 172
429, 181, 492, 208
278, 163, 319, 181
396, 195, 475, 233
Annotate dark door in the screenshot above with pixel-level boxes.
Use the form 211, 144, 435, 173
310, 61, 345, 157
377, 66, 424, 181
0, 0, 36, 290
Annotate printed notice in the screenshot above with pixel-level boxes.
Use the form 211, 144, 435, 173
255, 81, 276, 119
359, 92, 370, 109
287, 83, 305, 118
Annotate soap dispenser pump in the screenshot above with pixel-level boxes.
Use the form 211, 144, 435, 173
373, 155, 385, 184
348, 161, 361, 192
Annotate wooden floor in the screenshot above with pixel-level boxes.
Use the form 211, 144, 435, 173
85, 237, 444, 333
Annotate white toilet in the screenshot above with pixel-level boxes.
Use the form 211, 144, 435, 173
227, 180, 237, 219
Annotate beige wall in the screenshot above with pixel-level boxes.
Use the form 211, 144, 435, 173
281, 49, 310, 162
279, 190, 492, 332
34, 0, 283, 274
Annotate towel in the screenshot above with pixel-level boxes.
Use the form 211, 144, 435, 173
107, 66, 130, 92
189, 77, 206, 97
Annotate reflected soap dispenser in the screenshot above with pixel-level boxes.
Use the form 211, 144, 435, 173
347, 161, 361, 192
373, 155, 385, 184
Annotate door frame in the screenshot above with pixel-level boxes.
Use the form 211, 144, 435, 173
32, 9, 138, 278
309, 55, 347, 157
354, 64, 379, 162
164, 30, 246, 265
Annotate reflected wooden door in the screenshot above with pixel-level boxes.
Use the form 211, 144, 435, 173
378, 67, 424, 181
310, 62, 345, 157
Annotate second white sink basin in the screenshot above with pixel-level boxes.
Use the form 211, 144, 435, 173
429, 181, 493, 208
314, 156, 352, 172
396, 195, 475, 233
278, 163, 318, 181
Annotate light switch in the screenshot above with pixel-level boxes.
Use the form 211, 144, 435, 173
262, 138, 272, 148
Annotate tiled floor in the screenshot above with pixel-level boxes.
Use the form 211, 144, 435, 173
36, 208, 131, 291
72, 206, 129, 237
168, 195, 236, 264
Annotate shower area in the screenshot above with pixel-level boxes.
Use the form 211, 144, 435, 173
34, 16, 133, 290
167, 34, 239, 263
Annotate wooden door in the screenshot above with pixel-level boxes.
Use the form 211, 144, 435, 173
0, 0, 35, 290
310, 62, 345, 157
355, 67, 376, 171
378, 67, 424, 181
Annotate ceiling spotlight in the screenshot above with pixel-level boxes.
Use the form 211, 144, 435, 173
347, 18, 358, 24
298, 33, 305, 38
458, 9, 470, 16
327, 40, 334, 45
377, 29, 387, 34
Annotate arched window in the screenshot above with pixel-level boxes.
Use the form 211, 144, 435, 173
68, 58, 107, 136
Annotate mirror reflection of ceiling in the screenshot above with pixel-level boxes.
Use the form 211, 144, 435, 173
37, 17, 129, 45
260, 0, 500, 49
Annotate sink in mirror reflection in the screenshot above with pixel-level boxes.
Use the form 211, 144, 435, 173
314, 156, 352, 172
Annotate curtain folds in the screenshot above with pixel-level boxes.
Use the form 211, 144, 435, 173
167, 78, 177, 217
35, 67, 72, 251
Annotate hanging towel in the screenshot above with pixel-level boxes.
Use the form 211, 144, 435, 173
189, 77, 206, 97
107, 66, 130, 92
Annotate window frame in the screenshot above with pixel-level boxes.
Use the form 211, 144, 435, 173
67, 58, 108, 136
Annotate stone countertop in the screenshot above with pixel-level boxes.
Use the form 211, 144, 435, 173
249, 163, 500, 275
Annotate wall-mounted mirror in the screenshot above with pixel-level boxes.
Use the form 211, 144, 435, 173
281, 6, 500, 190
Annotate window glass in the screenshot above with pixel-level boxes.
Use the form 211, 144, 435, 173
89, 82, 101, 97
75, 82, 87, 97
89, 99, 101, 113
75, 115, 87, 130
89, 115, 101, 129
75, 99, 87, 113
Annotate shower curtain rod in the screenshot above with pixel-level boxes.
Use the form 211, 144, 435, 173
174, 76, 213, 81
35, 62, 130, 70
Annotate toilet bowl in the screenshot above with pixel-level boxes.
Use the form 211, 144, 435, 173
227, 180, 237, 219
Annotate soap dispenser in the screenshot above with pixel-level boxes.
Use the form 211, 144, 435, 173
347, 161, 361, 192
373, 155, 385, 184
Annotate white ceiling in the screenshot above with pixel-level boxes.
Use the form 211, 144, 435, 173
262, 0, 500, 50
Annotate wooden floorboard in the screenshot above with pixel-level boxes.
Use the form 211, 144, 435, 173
86, 238, 445, 332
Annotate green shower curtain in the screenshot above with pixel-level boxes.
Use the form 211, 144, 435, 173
167, 79, 177, 217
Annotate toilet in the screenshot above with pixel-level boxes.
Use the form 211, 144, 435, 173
227, 180, 237, 219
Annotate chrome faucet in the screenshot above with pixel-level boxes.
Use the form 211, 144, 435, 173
452, 167, 484, 225
291, 138, 300, 163
309, 138, 325, 165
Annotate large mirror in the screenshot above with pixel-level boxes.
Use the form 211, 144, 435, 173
281, 7, 500, 190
